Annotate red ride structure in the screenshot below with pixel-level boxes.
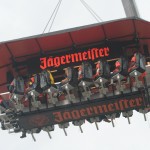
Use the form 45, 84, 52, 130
0, 17, 150, 141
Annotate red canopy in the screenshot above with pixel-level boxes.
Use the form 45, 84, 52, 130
0, 17, 150, 93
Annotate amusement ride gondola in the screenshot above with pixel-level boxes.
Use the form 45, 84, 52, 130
0, 0, 150, 142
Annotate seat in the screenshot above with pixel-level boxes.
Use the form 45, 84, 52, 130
111, 57, 129, 95
78, 62, 93, 100
0, 113, 10, 122
94, 59, 110, 97
0, 113, 16, 131
1, 121, 18, 133
128, 53, 146, 90
72, 120, 85, 133
61, 67, 78, 103
40, 70, 58, 105
3, 122, 14, 130
27, 74, 42, 109
58, 122, 69, 136
9, 76, 25, 111
46, 85, 58, 105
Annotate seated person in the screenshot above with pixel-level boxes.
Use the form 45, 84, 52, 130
128, 53, 146, 86
128, 53, 137, 72
47, 69, 55, 85
111, 59, 128, 82
26, 74, 42, 93
78, 66, 83, 80
128, 52, 146, 73
56, 67, 72, 94
7, 80, 15, 93
9, 76, 25, 94
94, 60, 110, 80
7, 79, 16, 101
93, 61, 101, 79
25, 76, 35, 93
40, 70, 60, 103
61, 67, 72, 85
78, 61, 93, 81
113, 60, 121, 74
25, 75, 41, 101
40, 69, 56, 93
25, 75, 44, 108
8, 77, 25, 108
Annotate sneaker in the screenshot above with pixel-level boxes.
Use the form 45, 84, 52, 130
20, 132, 26, 138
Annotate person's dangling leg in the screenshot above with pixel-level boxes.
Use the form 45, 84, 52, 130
20, 129, 27, 138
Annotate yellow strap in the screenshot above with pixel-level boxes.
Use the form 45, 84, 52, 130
47, 70, 54, 84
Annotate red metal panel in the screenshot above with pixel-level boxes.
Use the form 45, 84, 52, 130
0, 86, 7, 94
7, 39, 40, 57
104, 20, 134, 39
135, 20, 150, 38
0, 44, 12, 66
0, 67, 9, 85
71, 26, 105, 45
0, 94, 9, 100
38, 33, 73, 52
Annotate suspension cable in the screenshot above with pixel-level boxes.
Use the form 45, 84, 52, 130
82, 0, 103, 22
49, 0, 62, 32
42, 0, 62, 34
80, 0, 103, 23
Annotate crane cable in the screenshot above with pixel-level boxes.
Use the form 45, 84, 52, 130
43, 0, 102, 33
49, 0, 62, 32
42, 0, 62, 33
80, 0, 103, 23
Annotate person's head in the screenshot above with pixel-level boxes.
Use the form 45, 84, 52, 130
64, 68, 68, 76
27, 76, 34, 87
131, 54, 136, 62
115, 61, 121, 68
64, 67, 71, 77
78, 65, 82, 71
0, 95, 3, 104
96, 61, 100, 69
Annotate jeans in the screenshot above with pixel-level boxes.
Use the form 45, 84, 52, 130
0, 100, 10, 109
56, 82, 63, 92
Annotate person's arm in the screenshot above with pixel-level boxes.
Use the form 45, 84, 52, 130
128, 61, 137, 72
93, 71, 100, 79
113, 68, 119, 73
0, 96, 3, 105
78, 66, 83, 80
61, 77, 69, 84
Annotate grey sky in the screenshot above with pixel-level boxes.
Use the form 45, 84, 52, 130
0, 0, 150, 150
0, 0, 126, 41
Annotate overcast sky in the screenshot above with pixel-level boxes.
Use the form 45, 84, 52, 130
0, 0, 150, 150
